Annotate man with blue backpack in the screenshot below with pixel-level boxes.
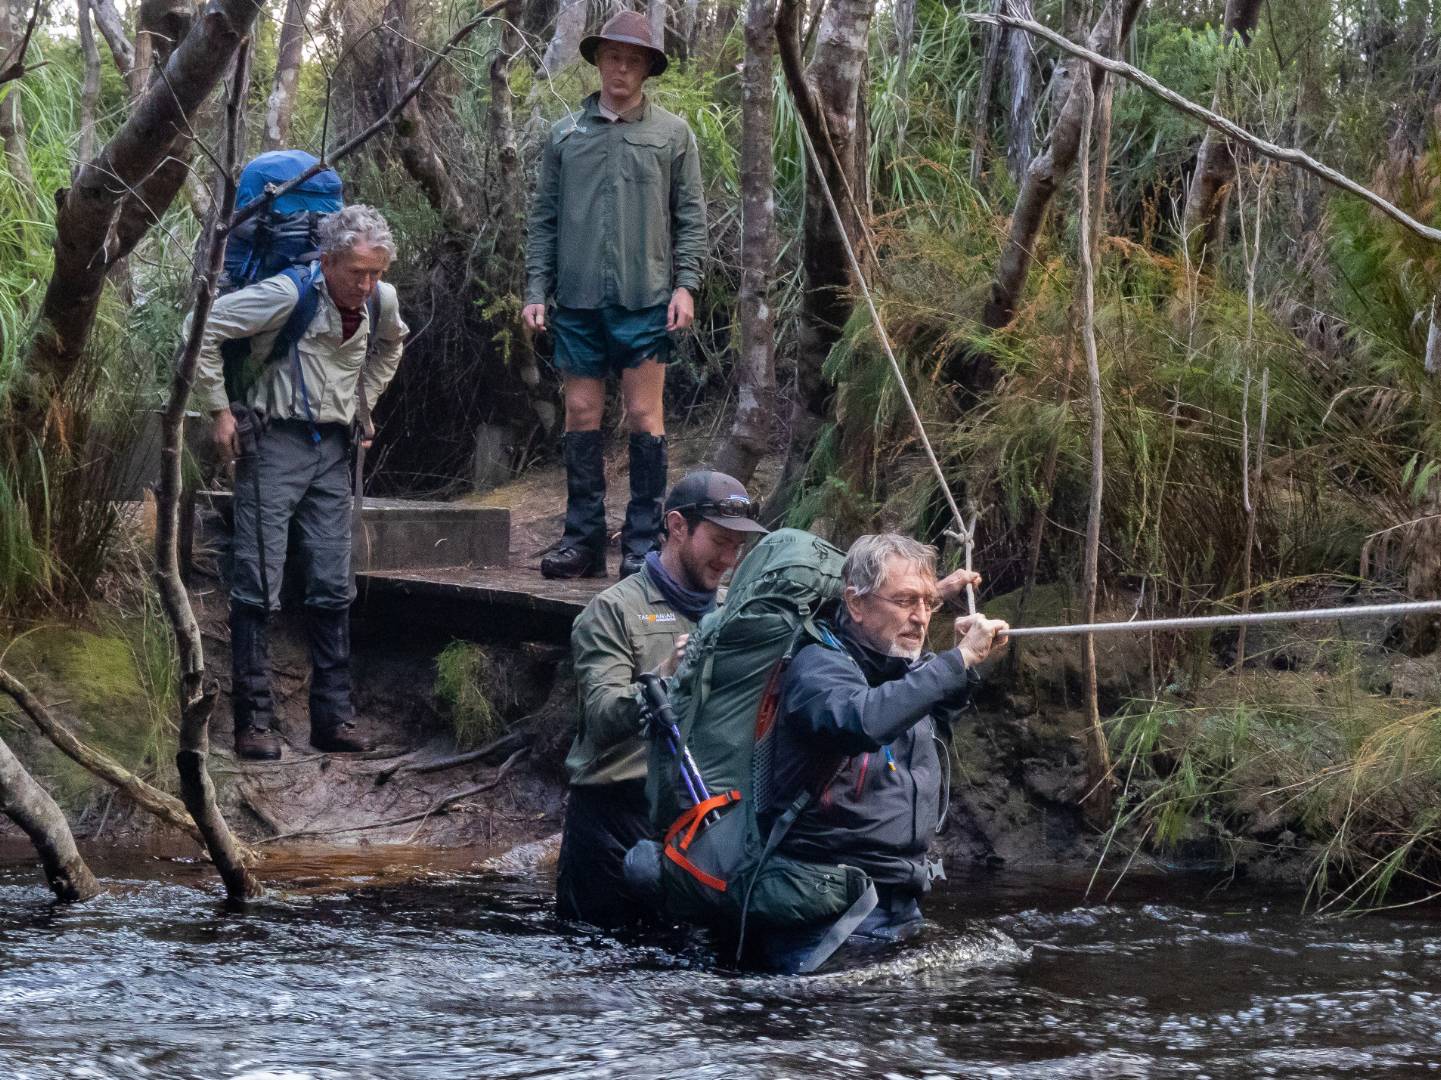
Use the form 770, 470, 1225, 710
193, 198, 408, 761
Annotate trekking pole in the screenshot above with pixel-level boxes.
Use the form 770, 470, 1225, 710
638, 674, 717, 820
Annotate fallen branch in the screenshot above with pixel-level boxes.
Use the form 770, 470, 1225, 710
973, 11, 1441, 247
0, 667, 206, 847
0, 730, 102, 902
374, 731, 529, 785
262, 747, 529, 843
228, 0, 510, 233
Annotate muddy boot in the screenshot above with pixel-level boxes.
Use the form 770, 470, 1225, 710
304, 605, 373, 753
541, 430, 608, 579
230, 601, 281, 761
619, 433, 667, 579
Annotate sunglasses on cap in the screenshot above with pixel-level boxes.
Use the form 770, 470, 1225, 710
670, 495, 761, 521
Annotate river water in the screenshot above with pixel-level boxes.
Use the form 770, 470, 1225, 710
1, 847, 1438, 1079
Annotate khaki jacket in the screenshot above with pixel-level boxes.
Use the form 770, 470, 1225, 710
524, 93, 707, 311
565, 569, 698, 787
191, 271, 408, 424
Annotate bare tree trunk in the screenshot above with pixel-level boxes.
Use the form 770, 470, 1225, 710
157, 45, 262, 902
0, 668, 208, 846
487, 0, 524, 277
0, 0, 33, 188
1406, 298, 1441, 654
982, 0, 1143, 331
538, 0, 586, 78
711, 0, 776, 484
0, 733, 102, 903
1073, 63, 1113, 822
1004, 0, 1036, 178
90, 0, 135, 76
263, 0, 307, 151
1179, 0, 1262, 274
380, 0, 469, 229
21, 0, 263, 432
648, 0, 666, 49
78, 0, 101, 166
131, 0, 195, 97
968, 0, 1004, 185
1086, 0, 1117, 256
682, 0, 700, 54
894, 0, 914, 85
772, 0, 875, 518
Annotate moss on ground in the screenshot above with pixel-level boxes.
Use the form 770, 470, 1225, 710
1, 620, 175, 811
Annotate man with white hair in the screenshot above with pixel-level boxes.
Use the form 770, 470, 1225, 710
756, 533, 1009, 971
194, 204, 408, 760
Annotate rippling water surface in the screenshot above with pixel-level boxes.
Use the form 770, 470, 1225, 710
1, 847, 1438, 1079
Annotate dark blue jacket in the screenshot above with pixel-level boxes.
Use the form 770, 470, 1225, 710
766, 614, 977, 892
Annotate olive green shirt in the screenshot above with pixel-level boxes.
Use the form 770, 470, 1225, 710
565, 569, 697, 787
524, 93, 708, 311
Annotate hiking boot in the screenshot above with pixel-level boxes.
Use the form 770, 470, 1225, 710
235, 724, 282, 761
303, 604, 365, 752
309, 720, 374, 753
542, 430, 608, 580
618, 433, 667, 579
230, 600, 278, 751
542, 544, 607, 578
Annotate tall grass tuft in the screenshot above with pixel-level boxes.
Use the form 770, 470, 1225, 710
433, 640, 508, 750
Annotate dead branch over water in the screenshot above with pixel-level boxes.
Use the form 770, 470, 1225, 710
154, 40, 261, 902
0, 667, 206, 846
0, 731, 101, 902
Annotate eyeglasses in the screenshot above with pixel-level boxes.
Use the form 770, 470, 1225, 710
671, 496, 760, 521
870, 591, 939, 615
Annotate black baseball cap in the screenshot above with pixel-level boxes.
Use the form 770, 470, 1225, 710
663, 471, 770, 535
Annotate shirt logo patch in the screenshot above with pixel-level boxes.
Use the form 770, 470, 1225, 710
640, 612, 678, 624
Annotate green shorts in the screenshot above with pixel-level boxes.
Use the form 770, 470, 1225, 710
551, 303, 673, 379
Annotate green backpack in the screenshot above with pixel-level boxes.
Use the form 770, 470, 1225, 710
645, 529, 878, 964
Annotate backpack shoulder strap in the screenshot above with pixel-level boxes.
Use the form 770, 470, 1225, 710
356, 286, 384, 427
266, 266, 320, 365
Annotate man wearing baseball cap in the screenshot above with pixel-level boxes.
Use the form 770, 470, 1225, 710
523, 9, 708, 581
557, 471, 767, 926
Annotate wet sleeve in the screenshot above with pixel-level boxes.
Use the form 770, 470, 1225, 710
523, 128, 563, 306
189, 275, 298, 415
360, 284, 408, 409
669, 127, 707, 293
781, 647, 974, 754
571, 595, 645, 753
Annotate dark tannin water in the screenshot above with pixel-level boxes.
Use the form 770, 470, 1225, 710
1, 847, 1438, 1079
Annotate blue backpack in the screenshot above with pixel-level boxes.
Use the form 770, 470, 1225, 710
219, 151, 361, 410
223, 150, 343, 288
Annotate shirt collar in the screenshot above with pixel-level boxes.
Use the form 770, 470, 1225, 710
585, 91, 648, 124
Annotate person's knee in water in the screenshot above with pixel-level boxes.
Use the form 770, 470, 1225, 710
754, 533, 1009, 972
521, 10, 708, 581
556, 472, 767, 927
192, 205, 409, 761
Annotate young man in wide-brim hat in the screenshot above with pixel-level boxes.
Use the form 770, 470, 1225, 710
523, 9, 708, 581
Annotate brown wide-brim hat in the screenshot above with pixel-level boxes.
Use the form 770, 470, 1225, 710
581, 9, 669, 77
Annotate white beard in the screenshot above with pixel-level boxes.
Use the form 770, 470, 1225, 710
886, 640, 924, 662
